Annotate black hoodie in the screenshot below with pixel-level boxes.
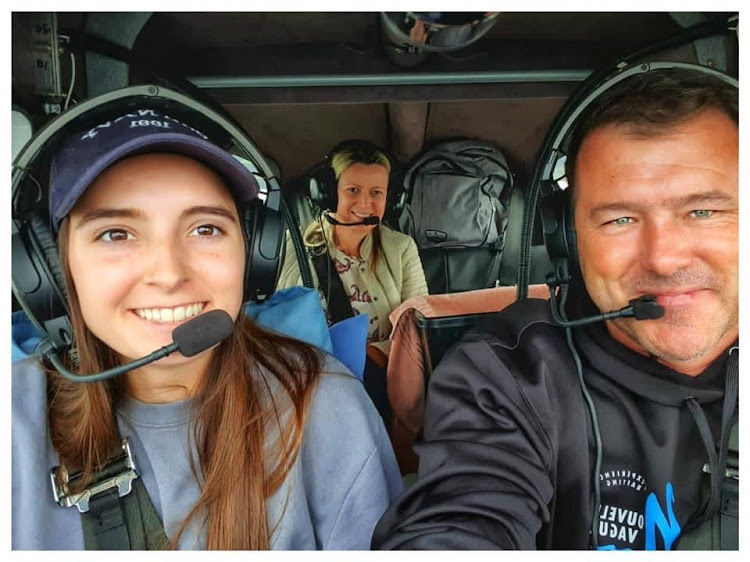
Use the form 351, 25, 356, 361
372, 298, 737, 550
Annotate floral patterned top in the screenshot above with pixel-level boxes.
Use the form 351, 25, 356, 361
332, 247, 381, 343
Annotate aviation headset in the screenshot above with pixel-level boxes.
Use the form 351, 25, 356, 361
11, 84, 285, 358
307, 139, 406, 223
537, 61, 739, 289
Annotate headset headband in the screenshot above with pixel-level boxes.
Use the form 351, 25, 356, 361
538, 62, 739, 190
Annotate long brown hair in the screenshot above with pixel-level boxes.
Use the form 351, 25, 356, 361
49, 219, 323, 549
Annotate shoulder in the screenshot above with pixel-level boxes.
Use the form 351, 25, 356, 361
296, 356, 402, 548
470, 297, 564, 352
302, 219, 327, 249
12, 358, 52, 465
13, 357, 48, 422
432, 298, 572, 392
378, 225, 417, 250
303, 355, 395, 467
309, 356, 383, 434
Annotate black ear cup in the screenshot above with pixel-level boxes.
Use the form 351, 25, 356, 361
11, 213, 73, 351
540, 186, 577, 285
28, 213, 69, 302
307, 161, 338, 211
241, 199, 284, 303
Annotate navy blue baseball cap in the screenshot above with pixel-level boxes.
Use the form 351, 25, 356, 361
49, 108, 260, 231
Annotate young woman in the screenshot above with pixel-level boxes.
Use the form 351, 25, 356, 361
277, 140, 428, 351
11, 109, 402, 550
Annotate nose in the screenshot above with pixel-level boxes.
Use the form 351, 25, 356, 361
640, 217, 693, 277
358, 191, 375, 209
143, 236, 189, 290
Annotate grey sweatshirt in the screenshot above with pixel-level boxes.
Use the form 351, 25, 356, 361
12, 355, 403, 550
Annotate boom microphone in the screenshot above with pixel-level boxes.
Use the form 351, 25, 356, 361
551, 295, 665, 328
324, 213, 380, 227
171, 309, 235, 356
41, 309, 235, 383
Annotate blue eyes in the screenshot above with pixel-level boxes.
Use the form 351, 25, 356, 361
606, 210, 714, 227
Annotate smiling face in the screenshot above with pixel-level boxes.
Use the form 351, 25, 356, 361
573, 109, 738, 375
66, 153, 246, 371
334, 162, 389, 233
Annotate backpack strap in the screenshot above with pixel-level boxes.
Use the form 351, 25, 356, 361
52, 438, 170, 550
309, 248, 355, 324
676, 418, 738, 550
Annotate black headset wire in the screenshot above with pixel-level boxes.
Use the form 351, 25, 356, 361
318, 212, 335, 314
556, 283, 603, 549
281, 196, 314, 288
12, 165, 44, 214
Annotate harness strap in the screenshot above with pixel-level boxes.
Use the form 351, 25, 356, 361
676, 418, 739, 550
53, 437, 170, 550
309, 249, 355, 324
81, 477, 170, 550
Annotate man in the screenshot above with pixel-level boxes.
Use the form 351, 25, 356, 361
371, 67, 738, 550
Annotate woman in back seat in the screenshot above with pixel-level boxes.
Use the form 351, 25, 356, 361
277, 140, 428, 421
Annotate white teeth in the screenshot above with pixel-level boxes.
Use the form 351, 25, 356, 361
135, 303, 204, 323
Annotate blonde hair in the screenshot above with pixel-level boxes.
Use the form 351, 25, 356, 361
330, 142, 391, 180
49, 219, 322, 549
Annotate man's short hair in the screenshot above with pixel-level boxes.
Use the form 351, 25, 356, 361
565, 67, 738, 189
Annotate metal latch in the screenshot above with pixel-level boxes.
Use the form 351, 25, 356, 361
50, 438, 139, 513
701, 462, 739, 481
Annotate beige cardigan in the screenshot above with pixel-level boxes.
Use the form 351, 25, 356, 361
276, 219, 428, 352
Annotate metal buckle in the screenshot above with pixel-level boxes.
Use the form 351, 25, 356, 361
701, 462, 739, 481
50, 438, 139, 513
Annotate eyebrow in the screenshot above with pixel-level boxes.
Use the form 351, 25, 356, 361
588, 190, 736, 220
74, 205, 238, 230
74, 208, 147, 229
181, 205, 239, 223
344, 183, 387, 190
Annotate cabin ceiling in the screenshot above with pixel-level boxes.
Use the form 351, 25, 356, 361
46, 11, 734, 103
13, 12, 737, 184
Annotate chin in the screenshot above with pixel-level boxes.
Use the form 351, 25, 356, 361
635, 325, 726, 364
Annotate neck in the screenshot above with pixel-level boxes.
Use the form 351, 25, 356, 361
123, 351, 211, 403
333, 224, 368, 257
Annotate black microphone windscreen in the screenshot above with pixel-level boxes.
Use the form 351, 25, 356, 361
630, 296, 665, 320
362, 216, 380, 225
171, 310, 235, 357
